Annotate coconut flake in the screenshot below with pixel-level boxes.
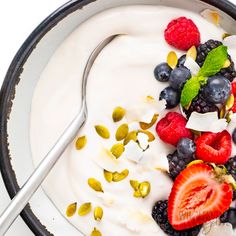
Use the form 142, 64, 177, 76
123, 140, 144, 163
184, 57, 200, 76
128, 122, 140, 132
137, 132, 149, 150
186, 112, 228, 133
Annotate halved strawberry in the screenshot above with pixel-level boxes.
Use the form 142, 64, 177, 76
195, 130, 232, 164
168, 163, 233, 230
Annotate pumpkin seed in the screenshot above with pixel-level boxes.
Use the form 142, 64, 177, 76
138, 130, 155, 142
103, 170, 113, 183
88, 178, 104, 192
167, 51, 178, 69
94, 206, 103, 221
186, 46, 197, 60
133, 190, 142, 198
110, 143, 125, 159
139, 181, 151, 198
130, 180, 140, 191
66, 202, 77, 217
112, 106, 126, 122
145, 95, 155, 103
226, 111, 233, 123
139, 114, 158, 130
222, 33, 232, 40
75, 136, 87, 150
115, 123, 129, 141
91, 228, 102, 236
123, 131, 138, 145
220, 106, 226, 119
95, 125, 110, 139
78, 202, 92, 216
223, 59, 231, 68
112, 169, 129, 182
187, 160, 204, 168
225, 94, 234, 110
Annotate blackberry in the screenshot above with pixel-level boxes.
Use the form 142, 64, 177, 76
225, 156, 236, 200
183, 93, 219, 119
220, 207, 236, 229
152, 200, 202, 236
196, 39, 236, 82
167, 151, 195, 180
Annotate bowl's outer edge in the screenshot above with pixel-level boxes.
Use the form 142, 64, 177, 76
0, 0, 235, 235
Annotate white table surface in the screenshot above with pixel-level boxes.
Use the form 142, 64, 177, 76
0, 0, 236, 235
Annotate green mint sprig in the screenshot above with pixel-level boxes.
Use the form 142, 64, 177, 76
180, 45, 228, 107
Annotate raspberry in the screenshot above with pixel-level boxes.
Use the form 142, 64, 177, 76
164, 17, 200, 51
156, 112, 193, 146
195, 130, 232, 164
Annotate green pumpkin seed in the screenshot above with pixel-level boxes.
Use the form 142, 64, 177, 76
66, 202, 77, 217
112, 106, 126, 122
94, 206, 103, 221
88, 178, 104, 192
115, 123, 129, 141
75, 136, 87, 150
139, 181, 151, 198
225, 94, 234, 110
110, 143, 125, 159
78, 202, 92, 216
90, 228, 102, 236
103, 170, 113, 183
112, 169, 129, 182
130, 180, 140, 191
186, 46, 197, 60
133, 190, 142, 198
95, 125, 110, 139
167, 51, 178, 69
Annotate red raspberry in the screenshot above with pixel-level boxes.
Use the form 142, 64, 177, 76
232, 82, 236, 94
164, 17, 200, 51
230, 82, 236, 112
195, 130, 232, 164
156, 112, 193, 146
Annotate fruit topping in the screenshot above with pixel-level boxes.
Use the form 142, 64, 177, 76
202, 75, 231, 104
195, 130, 232, 164
152, 200, 202, 235
177, 138, 196, 158
167, 150, 195, 180
168, 163, 233, 230
225, 156, 236, 200
164, 17, 200, 51
154, 62, 172, 82
232, 128, 236, 144
220, 207, 236, 229
169, 67, 191, 90
156, 112, 193, 146
159, 86, 180, 109
177, 55, 186, 67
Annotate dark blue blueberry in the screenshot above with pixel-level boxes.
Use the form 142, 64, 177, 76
233, 128, 236, 145
159, 86, 180, 109
177, 138, 196, 158
169, 67, 191, 90
203, 75, 231, 104
177, 55, 186, 67
220, 207, 236, 229
154, 63, 172, 82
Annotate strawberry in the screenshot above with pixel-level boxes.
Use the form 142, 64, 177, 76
195, 130, 232, 164
156, 112, 193, 146
168, 163, 233, 230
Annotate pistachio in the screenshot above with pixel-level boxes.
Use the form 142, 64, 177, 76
95, 125, 110, 139
78, 202, 92, 216
186, 46, 197, 60
139, 181, 151, 198
223, 59, 231, 68
139, 114, 158, 130
110, 143, 125, 159
115, 123, 129, 141
90, 228, 102, 236
138, 130, 155, 142
88, 178, 104, 192
112, 106, 126, 122
222, 33, 232, 40
112, 169, 129, 182
130, 180, 140, 191
225, 94, 234, 110
123, 131, 138, 145
66, 202, 77, 217
103, 170, 113, 183
167, 51, 178, 69
94, 206, 103, 221
187, 160, 204, 167
75, 136, 87, 150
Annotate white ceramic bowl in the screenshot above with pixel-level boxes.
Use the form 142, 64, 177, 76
0, 0, 236, 235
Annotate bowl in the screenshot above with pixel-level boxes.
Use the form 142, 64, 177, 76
0, 0, 236, 235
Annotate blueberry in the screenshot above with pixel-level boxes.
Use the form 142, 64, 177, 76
169, 67, 191, 90
177, 55, 186, 67
220, 207, 236, 229
203, 75, 231, 104
177, 138, 196, 157
159, 86, 180, 109
232, 128, 236, 145
154, 63, 172, 82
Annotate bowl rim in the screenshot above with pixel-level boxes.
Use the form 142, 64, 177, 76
0, 0, 236, 235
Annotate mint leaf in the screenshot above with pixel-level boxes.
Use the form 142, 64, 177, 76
198, 45, 228, 77
180, 76, 207, 107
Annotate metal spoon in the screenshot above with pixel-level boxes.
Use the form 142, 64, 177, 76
0, 35, 118, 235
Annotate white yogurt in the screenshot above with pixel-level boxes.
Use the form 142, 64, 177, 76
30, 5, 234, 236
